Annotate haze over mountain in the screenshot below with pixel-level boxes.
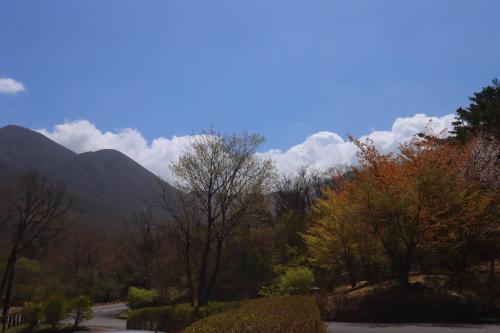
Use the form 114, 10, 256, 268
0, 125, 171, 228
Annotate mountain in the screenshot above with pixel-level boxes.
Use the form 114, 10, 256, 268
0, 125, 171, 228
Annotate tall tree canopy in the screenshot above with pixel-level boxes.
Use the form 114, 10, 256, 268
169, 130, 274, 306
453, 79, 500, 142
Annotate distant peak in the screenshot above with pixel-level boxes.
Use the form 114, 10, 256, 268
1, 124, 31, 132
0, 124, 54, 140
79, 149, 126, 156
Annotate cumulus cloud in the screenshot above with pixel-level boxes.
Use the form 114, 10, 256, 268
0, 77, 25, 95
37, 113, 456, 179
266, 113, 455, 174
37, 120, 193, 180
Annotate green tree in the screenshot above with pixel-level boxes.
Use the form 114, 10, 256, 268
452, 79, 500, 142
277, 267, 314, 295
21, 302, 42, 330
126, 287, 159, 310
43, 295, 66, 329
304, 180, 384, 287
67, 295, 93, 328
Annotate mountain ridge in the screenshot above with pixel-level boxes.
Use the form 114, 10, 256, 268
0, 124, 170, 228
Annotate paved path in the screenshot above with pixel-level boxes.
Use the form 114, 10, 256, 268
327, 322, 500, 333
80, 303, 128, 332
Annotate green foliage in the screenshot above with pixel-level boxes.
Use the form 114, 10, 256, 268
183, 296, 325, 333
166, 287, 184, 303
68, 271, 123, 303
277, 267, 314, 295
452, 78, 500, 142
126, 286, 159, 310
258, 285, 281, 298
12, 258, 42, 305
42, 295, 66, 328
66, 295, 93, 328
196, 302, 240, 319
21, 302, 43, 329
126, 302, 239, 332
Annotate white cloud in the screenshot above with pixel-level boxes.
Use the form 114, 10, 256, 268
37, 120, 194, 180
37, 113, 456, 179
266, 113, 455, 174
0, 77, 25, 95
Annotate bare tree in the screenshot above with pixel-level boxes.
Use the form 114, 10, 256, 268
0, 169, 70, 331
159, 183, 201, 306
121, 207, 159, 289
169, 130, 274, 306
62, 231, 106, 278
274, 167, 323, 216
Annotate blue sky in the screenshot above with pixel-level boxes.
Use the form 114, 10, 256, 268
1, 0, 499, 156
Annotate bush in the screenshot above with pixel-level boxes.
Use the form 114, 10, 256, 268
183, 296, 325, 333
126, 302, 239, 332
66, 295, 93, 328
126, 286, 159, 310
331, 286, 483, 322
22, 302, 43, 329
278, 267, 315, 295
43, 295, 66, 328
196, 301, 239, 319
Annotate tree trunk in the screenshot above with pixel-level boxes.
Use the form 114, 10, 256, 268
185, 241, 195, 307
196, 225, 213, 307
0, 242, 19, 300
488, 259, 496, 283
205, 239, 224, 303
349, 272, 357, 289
397, 263, 410, 289
1, 255, 16, 333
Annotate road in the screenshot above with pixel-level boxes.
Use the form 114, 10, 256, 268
80, 303, 128, 332
327, 322, 500, 333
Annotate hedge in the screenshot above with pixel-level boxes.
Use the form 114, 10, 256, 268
330, 286, 485, 322
126, 302, 238, 332
182, 296, 325, 333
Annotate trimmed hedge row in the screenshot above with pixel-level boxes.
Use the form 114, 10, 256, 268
126, 302, 238, 332
182, 296, 325, 333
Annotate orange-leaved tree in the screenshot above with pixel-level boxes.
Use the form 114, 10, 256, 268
306, 136, 497, 288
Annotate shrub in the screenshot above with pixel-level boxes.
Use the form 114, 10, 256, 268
330, 286, 483, 322
183, 296, 325, 333
126, 286, 159, 310
166, 287, 184, 303
22, 302, 43, 329
43, 295, 66, 328
196, 301, 239, 319
126, 302, 239, 332
66, 295, 93, 328
278, 267, 315, 295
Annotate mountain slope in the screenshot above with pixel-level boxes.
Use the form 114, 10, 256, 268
0, 125, 170, 227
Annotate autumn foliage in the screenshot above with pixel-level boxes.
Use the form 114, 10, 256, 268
305, 136, 499, 288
